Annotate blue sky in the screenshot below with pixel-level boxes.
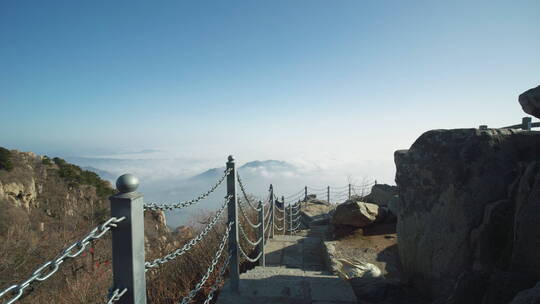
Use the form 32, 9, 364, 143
1, 0, 539, 184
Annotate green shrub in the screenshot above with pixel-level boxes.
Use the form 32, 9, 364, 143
0, 147, 13, 171
42, 156, 52, 165
52, 157, 114, 198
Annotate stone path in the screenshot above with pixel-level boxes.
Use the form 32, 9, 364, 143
217, 229, 357, 304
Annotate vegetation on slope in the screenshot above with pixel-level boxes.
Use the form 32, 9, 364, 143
0, 148, 259, 303
0, 147, 13, 171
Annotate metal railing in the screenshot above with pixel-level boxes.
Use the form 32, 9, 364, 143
479, 116, 540, 131
0, 155, 375, 304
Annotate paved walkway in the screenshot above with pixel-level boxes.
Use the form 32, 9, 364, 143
217, 229, 357, 304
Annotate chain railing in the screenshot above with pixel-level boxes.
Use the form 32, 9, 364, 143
0, 154, 378, 304
107, 288, 128, 304
0, 217, 125, 304
143, 168, 231, 211
237, 173, 261, 211
145, 196, 231, 270
179, 222, 232, 304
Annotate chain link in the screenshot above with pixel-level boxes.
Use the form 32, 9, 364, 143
202, 255, 231, 304
274, 223, 284, 231
144, 168, 231, 211
179, 222, 232, 304
238, 222, 262, 246
237, 201, 261, 228
236, 173, 261, 211
145, 196, 231, 270
238, 243, 263, 263
106, 288, 128, 304
0, 217, 125, 304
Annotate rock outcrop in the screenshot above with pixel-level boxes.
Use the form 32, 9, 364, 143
363, 184, 398, 207
332, 200, 386, 227
300, 198, 334, 227
509, 281, 540, 304
395, 128, 540, 303
518, 85, 540, 119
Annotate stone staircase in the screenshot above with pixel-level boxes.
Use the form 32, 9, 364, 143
217, 228, 357, 304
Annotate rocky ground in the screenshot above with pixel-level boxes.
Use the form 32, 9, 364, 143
297, 196, 429, 304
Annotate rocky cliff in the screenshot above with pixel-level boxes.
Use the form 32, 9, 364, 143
395, 128, 540, 303
0, 149, 169, 234
0, 148, 172, 302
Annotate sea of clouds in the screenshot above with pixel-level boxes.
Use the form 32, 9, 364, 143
67, 149, 396, 228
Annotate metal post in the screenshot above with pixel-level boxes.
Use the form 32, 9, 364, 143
282, 196, 285, 235
522, 117, 532, 131
304, 186, 308, 202
289, 203, 293, 235
348, 184, 351, 200
226, 156, 239, 292
258, 200, 265, 267
327, 186, 330, 204
110, 174, 147, 304
269, 184, 274, 239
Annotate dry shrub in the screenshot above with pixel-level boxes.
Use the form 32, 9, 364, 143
0, 202, 263, 304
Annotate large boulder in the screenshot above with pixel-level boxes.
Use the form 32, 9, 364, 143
395, 128, 540, 302
300, 201, 333, 226
363, 183, 398, 206
518, 85, 540, 118
332, 200, 386, 227
509, 281, 540, 304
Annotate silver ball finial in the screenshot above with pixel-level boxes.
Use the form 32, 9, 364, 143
116, 174, 139, 193
228, 155, 234, 162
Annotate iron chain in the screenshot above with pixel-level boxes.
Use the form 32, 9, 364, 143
179, 222, 232, 304
106, 288, 128, 304
145, 196, 231, 270
238, 222, 262, 246
236, 173, 261, 211
202, 255, 231, 304
0, 217, 125, 304
238, 200, 261, 228
238, 243, 263, 263
144, 168, 231, 211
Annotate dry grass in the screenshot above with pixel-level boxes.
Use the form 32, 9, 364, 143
0, 201, 262, 304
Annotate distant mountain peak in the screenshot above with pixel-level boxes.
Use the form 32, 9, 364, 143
240, 160, 294, 169
189, 159, 295, 181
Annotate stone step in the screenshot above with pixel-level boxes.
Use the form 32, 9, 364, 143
216, 231, 356, 304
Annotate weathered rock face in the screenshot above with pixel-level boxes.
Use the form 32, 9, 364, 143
518, 85, 540, 119
395, 128, 540, 302
363, 184, 398, 207
332, 200, 386, 227
509, 281, 540, 304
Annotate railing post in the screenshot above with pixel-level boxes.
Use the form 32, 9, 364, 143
258, 200, 265, 267
269, 184, 274, 239
304, 186, 308, 202
289, 203, 293, 235
348, 183, 351, 200
226, 156, 240, 293
522, 117, 532, 131
110, 174, 147, 304
327, 186, 330, 204
281, 196, 285, 235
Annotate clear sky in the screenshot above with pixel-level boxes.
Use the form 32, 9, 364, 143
1, 0, 539, 184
